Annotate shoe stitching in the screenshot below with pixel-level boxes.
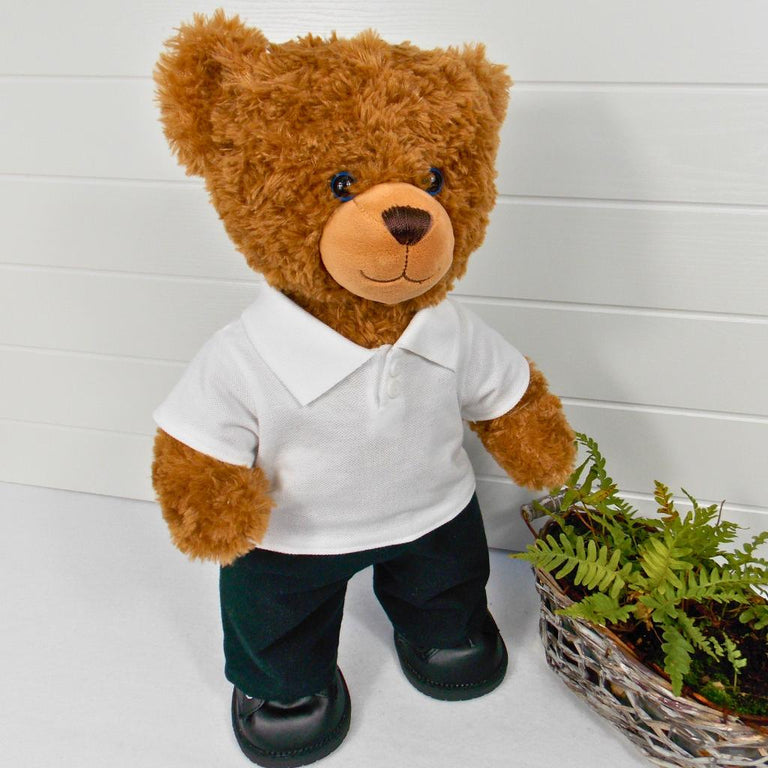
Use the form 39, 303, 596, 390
400, 652, 505, 690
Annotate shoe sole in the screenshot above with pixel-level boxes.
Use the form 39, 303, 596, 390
396, 636, 509, 702
231, 680, 351, 768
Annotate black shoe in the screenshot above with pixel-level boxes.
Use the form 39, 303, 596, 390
231, 667, 351, 767
394, 613, 508, 701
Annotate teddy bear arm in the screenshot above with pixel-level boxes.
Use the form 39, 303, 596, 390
151, 429, 273, 565
469, 361, 576, 490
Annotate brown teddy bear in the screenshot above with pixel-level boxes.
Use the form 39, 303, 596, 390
151, 11, 575, 767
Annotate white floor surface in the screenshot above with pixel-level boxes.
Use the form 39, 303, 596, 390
0, 481, 651, 768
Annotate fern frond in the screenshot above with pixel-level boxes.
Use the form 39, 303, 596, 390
638, 534, 693, 593
675, 613, 722, 660
562, 457, 590, 496
675, 514, 738, 564
572, 433, 639, 519
515, 533, 630, 599
654, 481, 676, 519
574, 540, 622, 592
722, 635, 748, 678
661, 624, 693, 696
724, 530, 768, 570
634, 592, 681, 623
575, 433, 609, 484
558, 593, 633, 625
511, 535, 567, 571
676, 567, 767, 605
738, 603, 768, 630
680, 488, 717, 520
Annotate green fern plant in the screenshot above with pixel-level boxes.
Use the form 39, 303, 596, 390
514, 433, 768, 701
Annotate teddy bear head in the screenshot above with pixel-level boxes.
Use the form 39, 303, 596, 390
155, 11, 510, 322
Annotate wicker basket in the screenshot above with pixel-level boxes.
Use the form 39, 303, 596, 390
522, 496, 768, 768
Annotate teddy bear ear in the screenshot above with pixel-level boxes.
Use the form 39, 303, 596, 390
154, 10, 268, 176
460, 44, 513, 125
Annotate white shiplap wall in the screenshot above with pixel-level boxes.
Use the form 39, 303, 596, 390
1, 1, 767, 550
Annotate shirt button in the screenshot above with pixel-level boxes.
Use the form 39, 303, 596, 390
389, 355, 401, 376
387, 379, 401, 398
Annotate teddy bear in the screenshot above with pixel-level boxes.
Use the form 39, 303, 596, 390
151, 11, 576, 767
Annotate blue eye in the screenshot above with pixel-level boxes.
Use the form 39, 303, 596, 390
330, 172, 356, 201
423, 167, 444, 196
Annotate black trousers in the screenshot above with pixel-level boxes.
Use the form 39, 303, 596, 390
219, 494, 490, 700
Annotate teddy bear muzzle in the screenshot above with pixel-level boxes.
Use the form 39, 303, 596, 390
319, 182, 455, 305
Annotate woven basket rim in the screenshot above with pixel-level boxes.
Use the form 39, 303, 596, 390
530, 521, 768, 730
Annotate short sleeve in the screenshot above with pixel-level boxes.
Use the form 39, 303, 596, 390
153, 323, 259, 467
455, 303, 531, 422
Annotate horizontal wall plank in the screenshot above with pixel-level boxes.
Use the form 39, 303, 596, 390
0, 348, 181, 435
0, 420, 154, 501
505, 87, 768, 205
0, 268, 253, 361
2, 1, 767, 83
3, 81, 768, 206
0, 178, 252, 282
462, 299, 768, 417
0, 80, 181, 181
466, 405, 768, 510
2, 271, 765, 415
461, 199, 768, 317
4, 179, 768, 316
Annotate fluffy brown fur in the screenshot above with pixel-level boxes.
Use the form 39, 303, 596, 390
152, 12, 575, 563
470, 362, 576, 490
152, 429, 273, 564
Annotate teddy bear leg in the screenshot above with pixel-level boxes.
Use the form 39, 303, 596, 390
373, 494, 508, 700
220, 548, 357, 766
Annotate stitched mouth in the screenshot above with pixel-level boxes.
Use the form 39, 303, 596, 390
360, 269, 433, 284
360, 244, 434, 284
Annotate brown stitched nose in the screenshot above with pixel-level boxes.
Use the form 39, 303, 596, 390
382, 206, 432, 246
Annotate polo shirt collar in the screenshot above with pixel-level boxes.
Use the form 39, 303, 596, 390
241, 282, 459, 406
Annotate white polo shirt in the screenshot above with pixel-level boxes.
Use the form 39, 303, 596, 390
153, 283, 530, 555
